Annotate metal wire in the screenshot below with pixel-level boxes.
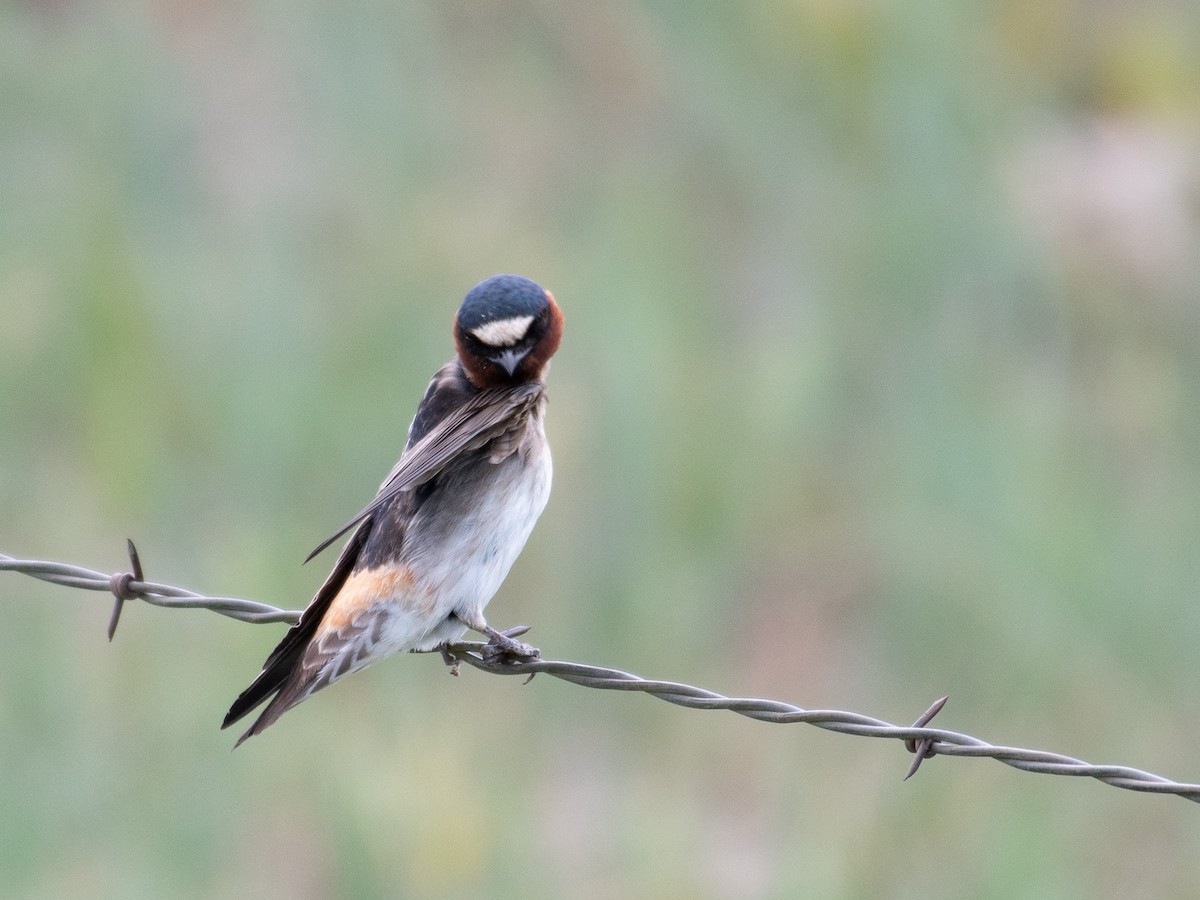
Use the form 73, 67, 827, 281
3, 547, 1198, 804
0, 549, 299, 625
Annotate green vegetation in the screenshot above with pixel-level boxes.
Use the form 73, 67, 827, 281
2, 2, 1199, 897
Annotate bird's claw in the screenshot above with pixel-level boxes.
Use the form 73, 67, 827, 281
482, 625, 540, 664
438, 642, 461, 676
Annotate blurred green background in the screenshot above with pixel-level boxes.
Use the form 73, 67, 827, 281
3, 1, 1200, 897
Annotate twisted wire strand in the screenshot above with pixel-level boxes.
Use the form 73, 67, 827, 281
443, 650, 1199, 798
0, 553, 299, 624
3, 550, 1198, 803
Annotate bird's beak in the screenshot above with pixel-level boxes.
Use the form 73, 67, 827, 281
494, 348, 528, 375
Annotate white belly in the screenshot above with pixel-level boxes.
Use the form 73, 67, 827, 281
392, 437, 552, 651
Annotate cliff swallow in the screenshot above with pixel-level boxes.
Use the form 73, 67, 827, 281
222, 274, 563, 745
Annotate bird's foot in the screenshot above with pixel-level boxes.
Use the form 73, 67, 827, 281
481, 624, 540, 664
438, 642, 461, 676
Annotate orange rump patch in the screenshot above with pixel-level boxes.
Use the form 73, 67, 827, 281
321, 564, 415, 632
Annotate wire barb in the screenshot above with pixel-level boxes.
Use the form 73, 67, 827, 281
903, 695, 949, 781
107, 538, 144, 641
3, 547, 1200, 805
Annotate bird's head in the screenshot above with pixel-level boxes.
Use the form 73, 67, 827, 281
454, 274, 563, 388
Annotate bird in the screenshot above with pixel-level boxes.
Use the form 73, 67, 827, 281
222, 274, 563, 746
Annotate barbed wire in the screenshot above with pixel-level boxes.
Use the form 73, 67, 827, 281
3, 544, 1198, 804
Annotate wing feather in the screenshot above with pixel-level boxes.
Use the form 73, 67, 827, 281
222, 518, 372, 730
224, 366, 544, 741
304, 380, 543, 562
228, 605, 391, 746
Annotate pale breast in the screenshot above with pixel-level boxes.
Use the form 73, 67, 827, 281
403, 417, 552, 628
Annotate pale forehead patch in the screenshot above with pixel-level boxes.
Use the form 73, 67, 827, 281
471, 314, 535, 347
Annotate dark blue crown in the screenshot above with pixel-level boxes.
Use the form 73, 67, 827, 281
457, 275, 548, 330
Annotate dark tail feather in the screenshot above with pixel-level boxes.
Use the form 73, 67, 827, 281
221, 652, 301, 747
222, 520, 373, 746
222, 662, 292, 730
223, 655, 317, 748
229, 681, 305, 748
